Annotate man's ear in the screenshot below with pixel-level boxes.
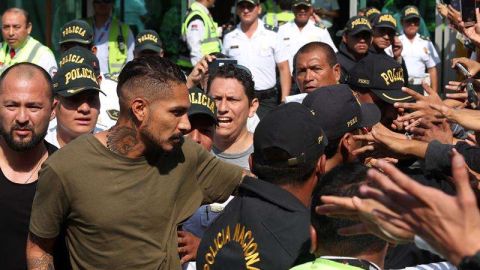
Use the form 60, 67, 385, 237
50, 99, 59, 121
130, 98, 148, 123
333, 63, 341, 83
309, 225, 318, 254
248, 98, 259, 118
26, 22, 32, 34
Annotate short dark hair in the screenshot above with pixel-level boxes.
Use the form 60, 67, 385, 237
207, 64, 255, 103
252, 147, 321, 186
312, 162, 387, 256
0, 63, 53, 101
117, 56, 186, 113
3, 8, 31, 25
294, 42, 338, 69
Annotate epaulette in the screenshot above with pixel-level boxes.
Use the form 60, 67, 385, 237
314, 22, 326, 29
222, 26, 235, 37
106, 109, 119, 121
419, 35, 430, 41
104, 73, 119, 82
264, 24, 278, 32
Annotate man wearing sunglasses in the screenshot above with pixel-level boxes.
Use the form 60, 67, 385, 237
337, 15, 372, 83
399, 5, 440, 93
87, 0, 134, 75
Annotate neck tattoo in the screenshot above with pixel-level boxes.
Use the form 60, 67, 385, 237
105, 126, 139, 156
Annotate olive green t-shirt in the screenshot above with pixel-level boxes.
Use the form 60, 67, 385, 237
30, 134, 243, 270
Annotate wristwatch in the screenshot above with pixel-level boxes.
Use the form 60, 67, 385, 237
459, 250, 480, 270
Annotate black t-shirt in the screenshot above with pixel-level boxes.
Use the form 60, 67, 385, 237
0, 141, 61, 270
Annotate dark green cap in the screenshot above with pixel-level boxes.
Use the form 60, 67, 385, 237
292, 0, 312, 7
188, 87, 217, 124
53, 62, 104, 97
59, 46, 100, 77
401, 5, 421, 21
59, 19, 93, 45
135, 30, 163, 53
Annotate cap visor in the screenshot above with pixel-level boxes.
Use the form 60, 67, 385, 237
56, 87, 105, 97
293, 3, 312, 7
59, 39, 92, 45
135, 43, 161, 53
349, 26, 373, 36
371, 89, 414, 104
403, 14, 420, 21
188, 111, 218, 125
359, 103, 381, 127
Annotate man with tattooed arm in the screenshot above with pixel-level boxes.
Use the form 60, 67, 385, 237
26, 56, 244, 270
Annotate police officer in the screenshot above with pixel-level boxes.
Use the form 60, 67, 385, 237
336, 16, 372, 83
399, 5, 440, 93
181, 0, 222, 66
223, 0, 291, 118
134, 29, 164, 58
45, 62, 105, 148
88, 0, 134, 75
0, 8, 57, 76
263, 0, 295, 28
197, 102, 327, 270
59, 19, 94, 53
370, 13, 409, 86
278, 0, 337, 74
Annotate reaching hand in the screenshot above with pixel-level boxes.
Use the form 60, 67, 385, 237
360, 153, 480, 265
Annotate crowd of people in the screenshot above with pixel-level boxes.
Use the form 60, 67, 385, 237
1, 0, 480, 269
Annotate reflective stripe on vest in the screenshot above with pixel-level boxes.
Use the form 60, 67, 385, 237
108, 18, 129, 74
0, 37, 45, 74
88, 17, 129, 74
181, 2, 221, 56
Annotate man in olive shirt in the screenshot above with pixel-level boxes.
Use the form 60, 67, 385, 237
26, 56, 244, 270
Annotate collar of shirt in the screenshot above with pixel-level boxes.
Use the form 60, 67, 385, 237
320, 256, 382, 270
239, 176, 308, 212
235, 19, 267, 39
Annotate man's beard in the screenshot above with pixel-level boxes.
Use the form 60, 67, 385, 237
0, 123, 47, 152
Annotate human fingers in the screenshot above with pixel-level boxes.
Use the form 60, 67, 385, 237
402, 87, 425, 100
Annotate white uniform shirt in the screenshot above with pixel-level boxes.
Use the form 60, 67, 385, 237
93, 17, 134, 75
278, 20, 337, 74
399, 33, 440, 78
97, 73, 119, 130
222, 20, 289, 90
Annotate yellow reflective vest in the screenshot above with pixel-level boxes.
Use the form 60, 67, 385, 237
0, 37, 50, 74
88, 17, 129, 74
181, 2, 221, 58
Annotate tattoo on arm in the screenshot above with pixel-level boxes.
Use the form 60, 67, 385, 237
106, 125, 139, 155
27, 233, 55, 270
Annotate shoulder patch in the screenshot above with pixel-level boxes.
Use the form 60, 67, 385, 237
264, 24, 279, 32
107, 109, 119, 121
315, 22, 326, 29
420, 35, 430, 41
104, 73, 119, 82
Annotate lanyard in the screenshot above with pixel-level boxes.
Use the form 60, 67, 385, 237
94, 17, 112, 44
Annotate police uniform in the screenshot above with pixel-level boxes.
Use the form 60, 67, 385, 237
0, 36, 57, 77
336, 16, 372, 83
223, 19, 288, 118
181, 1, 222, 66
279, 19, 337, 73
197, 103, 326, 270
399, 34, 440, 84
46, 62, 106, 148
89, 16, 134, 75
